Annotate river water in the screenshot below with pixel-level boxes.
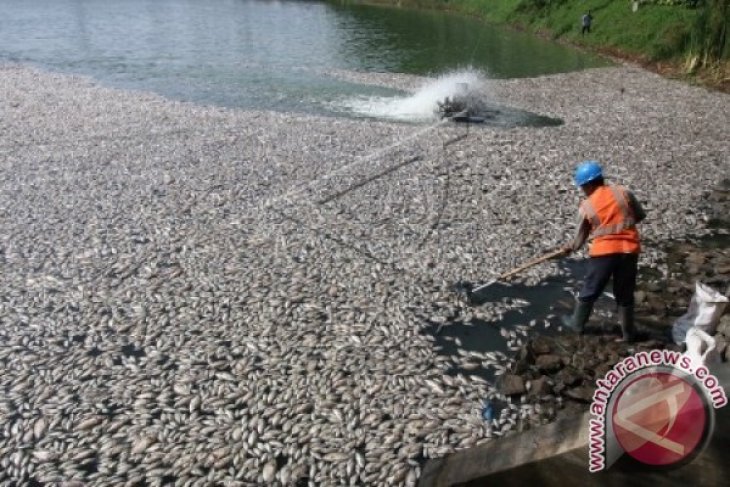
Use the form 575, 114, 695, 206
0, 0, 609, 120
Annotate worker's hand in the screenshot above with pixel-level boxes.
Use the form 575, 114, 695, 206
560, 245, 573, 256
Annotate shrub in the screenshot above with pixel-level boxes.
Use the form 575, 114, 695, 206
689, 0, 729, 64
650, 22, 693, 60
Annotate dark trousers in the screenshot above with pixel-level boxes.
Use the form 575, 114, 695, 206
578, 253, 638, 306
582, 25, 591, 35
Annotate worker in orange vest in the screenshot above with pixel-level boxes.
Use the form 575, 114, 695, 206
561, 161, 646, 342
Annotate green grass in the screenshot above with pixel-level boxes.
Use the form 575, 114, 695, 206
451, 0, 525, 23
358, 0, 703, 62
512, 2, 697, 60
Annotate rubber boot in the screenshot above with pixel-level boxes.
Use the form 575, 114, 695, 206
562, 301, 594, 334
617, 305, 636, 343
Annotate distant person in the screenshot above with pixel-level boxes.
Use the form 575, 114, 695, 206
561, 161, 646, 343
581, 11, 593, 35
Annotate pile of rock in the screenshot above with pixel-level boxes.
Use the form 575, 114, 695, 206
636, 244, 730, 326
501, 335, 677, 400
634, 181, 729, 341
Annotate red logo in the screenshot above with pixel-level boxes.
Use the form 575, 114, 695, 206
612, 372, 707, 466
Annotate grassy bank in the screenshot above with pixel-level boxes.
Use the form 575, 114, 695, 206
350, 0, 729, 91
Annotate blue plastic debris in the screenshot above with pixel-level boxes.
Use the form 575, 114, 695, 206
481, 401, 495, 422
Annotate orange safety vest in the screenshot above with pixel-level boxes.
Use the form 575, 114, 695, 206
580, 185, 641, 257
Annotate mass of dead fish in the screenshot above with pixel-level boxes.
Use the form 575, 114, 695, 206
0, 63, 727, 485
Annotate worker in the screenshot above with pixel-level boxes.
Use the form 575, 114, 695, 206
561, 161, 646, 342
581, 11, 593, 35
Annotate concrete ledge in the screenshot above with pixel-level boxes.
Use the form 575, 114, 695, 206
420, 363, 730, 487
418, 410, 591, 487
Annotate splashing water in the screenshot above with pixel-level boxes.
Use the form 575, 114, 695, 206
337, 69, 492, 122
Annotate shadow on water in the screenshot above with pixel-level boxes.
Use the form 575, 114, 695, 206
445, 106, 563, 129
351, 105, 564, 129
423, 259, 617, 382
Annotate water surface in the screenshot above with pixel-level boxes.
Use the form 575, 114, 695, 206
0, 0, 609, 118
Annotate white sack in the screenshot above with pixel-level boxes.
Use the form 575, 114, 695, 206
671, 282, 729, 345
683, 327, 720, 368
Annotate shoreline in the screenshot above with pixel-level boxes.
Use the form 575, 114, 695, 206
1, 62, 728, 485
349, 0, 730, 94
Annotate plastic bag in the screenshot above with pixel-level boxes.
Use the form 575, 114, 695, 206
671, 282, 729, 345
481, 401, 495, 422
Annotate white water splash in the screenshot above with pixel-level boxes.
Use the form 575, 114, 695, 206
337, 69, 492, 122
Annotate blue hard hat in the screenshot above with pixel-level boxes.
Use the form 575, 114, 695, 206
574, 160, 603, 186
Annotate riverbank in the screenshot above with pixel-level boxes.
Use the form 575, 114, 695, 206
0, 63, 728, 485
349, 0, 729, 93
